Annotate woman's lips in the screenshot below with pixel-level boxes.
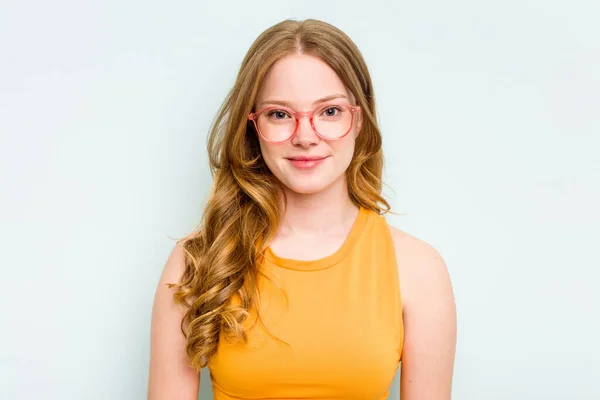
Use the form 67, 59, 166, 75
286, 156, 328, 170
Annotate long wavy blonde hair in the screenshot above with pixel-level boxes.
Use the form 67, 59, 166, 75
169, 18, 391, 371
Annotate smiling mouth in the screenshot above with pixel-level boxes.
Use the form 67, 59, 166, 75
286, 156, 328, 161
286, 156, 328, 170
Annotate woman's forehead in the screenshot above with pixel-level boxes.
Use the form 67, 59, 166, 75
256, 54, 353, 108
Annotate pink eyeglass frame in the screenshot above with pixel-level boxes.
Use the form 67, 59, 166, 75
248, 103, 362, 143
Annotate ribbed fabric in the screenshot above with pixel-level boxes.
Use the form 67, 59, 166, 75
207, 206, 404, 400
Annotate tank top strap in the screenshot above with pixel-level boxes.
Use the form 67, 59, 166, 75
355, 208, 404, 361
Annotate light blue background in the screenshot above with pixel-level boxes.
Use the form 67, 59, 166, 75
1, 0, 599, 399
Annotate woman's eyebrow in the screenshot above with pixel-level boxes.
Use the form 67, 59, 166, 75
257, 94, 348, 109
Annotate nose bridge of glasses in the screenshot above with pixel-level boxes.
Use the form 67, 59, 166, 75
294, 110, 315, 136
294, 110, 314, 120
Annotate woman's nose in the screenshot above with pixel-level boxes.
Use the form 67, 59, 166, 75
291, 115, 320, 147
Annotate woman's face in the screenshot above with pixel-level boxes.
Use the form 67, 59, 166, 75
254, 53, 362, 195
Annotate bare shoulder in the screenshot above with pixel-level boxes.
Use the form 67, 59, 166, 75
160, 240, 189, 284
387, 224, 446, 270
386, 224, 457, 397
148, 240, 200, 399
386, 224, 454, 307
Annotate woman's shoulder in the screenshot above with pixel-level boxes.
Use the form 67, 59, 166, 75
385, 223, 453, 308
386, 224, 442, 261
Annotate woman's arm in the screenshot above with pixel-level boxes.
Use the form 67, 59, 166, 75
148, 243, 200, 400
390, 227, 457, 399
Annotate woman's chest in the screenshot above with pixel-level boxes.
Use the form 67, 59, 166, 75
208, 266, 402, 399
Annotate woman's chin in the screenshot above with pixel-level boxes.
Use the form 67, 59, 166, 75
282, 184, 318, 195
283, 179, 331, 196
273, 165, 347, 196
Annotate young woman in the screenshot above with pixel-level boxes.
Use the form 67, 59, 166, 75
148, 18, 456, 400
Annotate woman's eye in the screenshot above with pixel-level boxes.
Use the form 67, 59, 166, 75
322, 106, 342, 117
268, 110, 291, 119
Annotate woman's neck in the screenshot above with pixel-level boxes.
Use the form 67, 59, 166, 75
277, 178, 358, 237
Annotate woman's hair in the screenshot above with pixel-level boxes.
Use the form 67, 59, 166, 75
169, 18, 391, 370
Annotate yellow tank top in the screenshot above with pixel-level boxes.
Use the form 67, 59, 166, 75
207, 206, 404, 399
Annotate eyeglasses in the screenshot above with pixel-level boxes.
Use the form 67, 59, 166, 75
248, 103, 361, 143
